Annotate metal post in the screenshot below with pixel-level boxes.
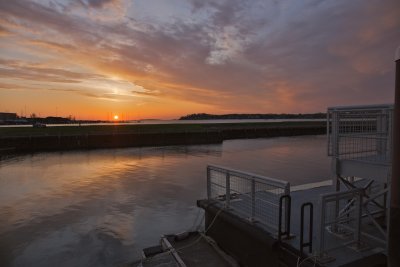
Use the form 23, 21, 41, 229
300, 202, 314, 255
284, 183, 291, 229
317, 197, 326, 258
225, 172, 230, 208
377, 109, 387, 156
355, 192, 362, 247
333, 113, 341, 233
207, 166, 211, 200
285, 195, 291, 238
333, 174, 341, 233
389, 47, 400, 267
278, 195, 291, 240
251, 179, 256, 221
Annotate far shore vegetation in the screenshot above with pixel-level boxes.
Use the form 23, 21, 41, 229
179, 113, 326, 120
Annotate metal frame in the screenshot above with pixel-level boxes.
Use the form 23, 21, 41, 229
316, 189, 363, 261
207, 164, 290, 232
300, 202, 314, 256
325, 104, 393, 257
278, 195, 291, 241
327, 104, 393, 165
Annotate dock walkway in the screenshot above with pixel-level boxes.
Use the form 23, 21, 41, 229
198, 181, 387, 267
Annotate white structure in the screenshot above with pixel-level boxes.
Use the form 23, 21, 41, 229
317, 104, 394, 260
328, 104, 393, 183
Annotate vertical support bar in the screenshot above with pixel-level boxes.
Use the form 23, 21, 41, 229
284, 183, 290, 233
327, 110, 331, 155
389, 50, 400, 267
278, 195, 291, 241
383, 183, 388, 220
331, 111, 341, 234
317, 196, 326, 258
389, 108, 394, 160
225, 172, 230, 208
278, 196, 283, 242
355, 191, 362, 246
207, 166, 211, 200
308, 205, 314, 253
377, 109, 387, 156
251, 179, 256, 221
286, 195, 291, 238
333, 174, 340, 233
332, 111, 339, 157
300, 202, 314, 256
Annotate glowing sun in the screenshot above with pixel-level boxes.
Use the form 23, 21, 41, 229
113, 115, 119, 120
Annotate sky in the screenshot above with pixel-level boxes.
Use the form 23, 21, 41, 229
0, 0, 399, 120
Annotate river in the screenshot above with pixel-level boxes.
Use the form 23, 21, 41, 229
0, 135, 331, 267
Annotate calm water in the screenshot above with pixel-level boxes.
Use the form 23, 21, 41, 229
0, 135, 331, 267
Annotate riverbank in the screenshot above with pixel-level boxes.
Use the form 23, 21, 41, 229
0, 121, 325, 154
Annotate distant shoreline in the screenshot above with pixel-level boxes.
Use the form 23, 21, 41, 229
0, 121, 325, 155
179, 113, 326, 120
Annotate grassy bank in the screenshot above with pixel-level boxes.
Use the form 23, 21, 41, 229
0, 121, 325, 137
0, 121, 326, 154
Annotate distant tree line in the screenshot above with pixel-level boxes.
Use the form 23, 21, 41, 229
179, 113, 326, 120
0, 114, 107, 125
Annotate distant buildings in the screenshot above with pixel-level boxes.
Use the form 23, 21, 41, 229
0, 112, 17, 121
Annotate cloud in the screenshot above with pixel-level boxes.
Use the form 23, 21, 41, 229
85, 0, 120, 9
0, 0, 399, 116
0, 59, 104, 83
0, 25, 12, 36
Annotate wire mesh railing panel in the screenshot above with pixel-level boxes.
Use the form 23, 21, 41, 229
207, 165, 289, 231
229, 174, 253, 218
327, 105, 393, 165
255, 180, 286, 229
208, 168, 228, 199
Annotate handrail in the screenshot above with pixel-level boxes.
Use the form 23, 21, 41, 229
208, 164, 289, 190
300, 202, 313, 256
328, 104, 393, 111
207, 165, 290, 231
278, 195, 291, 241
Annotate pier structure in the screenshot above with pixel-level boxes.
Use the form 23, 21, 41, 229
324, 105, 393, 258
198, 104, 393, 267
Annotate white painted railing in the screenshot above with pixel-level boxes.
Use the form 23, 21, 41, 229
206, 165, 290, 232
327, 104, 393, 165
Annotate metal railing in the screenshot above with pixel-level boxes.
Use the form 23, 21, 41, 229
327, 104, 393, 165
278, 195, 291, 241
316, 189, 363, 262
300, 202, 314, 256
207, 165, 290, 232
326, 104, 391, 255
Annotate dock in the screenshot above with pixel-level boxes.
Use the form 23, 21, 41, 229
196, 105, 391, 267
197, 179, 387, 267
138, 104, 391, 267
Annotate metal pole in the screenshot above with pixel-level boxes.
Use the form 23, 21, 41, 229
207, 166, 211, 200
225, 173, 230, 208
251, 179, 255, 221
355, 192, 362, 247
388, 47, 400, 267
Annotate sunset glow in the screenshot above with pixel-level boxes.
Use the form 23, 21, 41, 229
0, 0, 398, 120
113, 115, 119, 121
